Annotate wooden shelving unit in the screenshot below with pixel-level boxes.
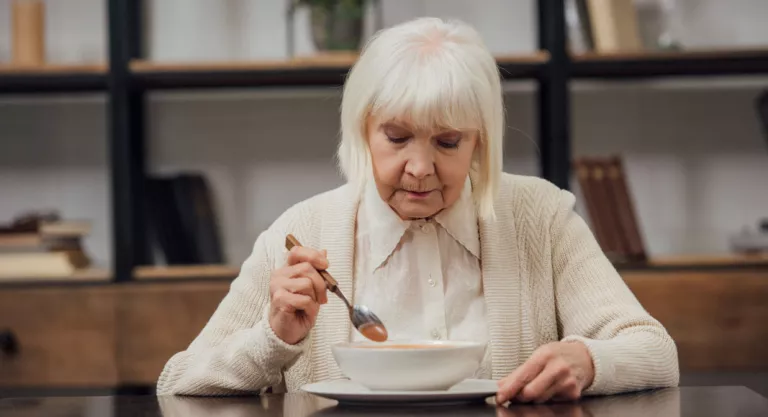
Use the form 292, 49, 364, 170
648, 253, 768, 268
0, 0, 765, 285
616, 254, 768, 272
133, 265, 239, 281
0, 268, 111, 287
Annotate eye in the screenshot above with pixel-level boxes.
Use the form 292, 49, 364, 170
435, 132, 462, 149
437, 140, 460, 149
387, 136, 410, 144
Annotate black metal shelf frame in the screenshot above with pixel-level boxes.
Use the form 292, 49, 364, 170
100, 0, 573, 283
0, 73, 106, 94
571, 51, 768, 79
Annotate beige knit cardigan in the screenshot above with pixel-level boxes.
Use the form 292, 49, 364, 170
156, 173, 679, 397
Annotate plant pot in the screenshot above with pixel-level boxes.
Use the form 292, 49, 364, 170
309, 3, 364, 52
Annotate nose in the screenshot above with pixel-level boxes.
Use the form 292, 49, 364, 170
404, 142, 435, 179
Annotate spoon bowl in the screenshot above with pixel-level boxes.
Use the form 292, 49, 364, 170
285, 234, 388, 342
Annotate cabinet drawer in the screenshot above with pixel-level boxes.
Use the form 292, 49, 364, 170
0, 287, 118, 387
117, 281, 230, 385
624, 270, 768, 370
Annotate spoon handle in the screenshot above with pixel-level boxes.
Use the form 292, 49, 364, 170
285, 234, 339, 292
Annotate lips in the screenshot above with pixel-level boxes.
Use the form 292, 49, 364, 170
405, 190, 433, 198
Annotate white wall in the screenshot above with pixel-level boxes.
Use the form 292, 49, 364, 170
0, 0, 767, 268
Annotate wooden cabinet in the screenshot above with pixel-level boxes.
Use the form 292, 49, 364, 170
0, 282, 230, 389
0, 286, 118, 387
116, 282, 229, 385
0, 268, 767, 389
624, 270, 768, 371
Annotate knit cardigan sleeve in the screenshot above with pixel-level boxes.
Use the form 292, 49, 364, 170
155, 229, 309, 396
551, 190, 680, 395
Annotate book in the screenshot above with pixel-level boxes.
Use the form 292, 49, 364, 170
585, 0, 643, 53
12, 0, 45, 66
604, 156, 647, 262
145, 173, 225, 266
573, 156, 647, 264
145, 176, 197, 265
0, 212, 90, 238
0, 212, 94, 279
0, 249, 90, 279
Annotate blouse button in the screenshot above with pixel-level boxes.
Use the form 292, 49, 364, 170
431, 330, 441, 340
428, 278, 436, 287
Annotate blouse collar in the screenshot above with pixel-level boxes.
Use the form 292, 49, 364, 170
361, 176, 480, 272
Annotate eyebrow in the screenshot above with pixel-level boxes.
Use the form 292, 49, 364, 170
380, 121, 412, 130
380, 121, 464, 135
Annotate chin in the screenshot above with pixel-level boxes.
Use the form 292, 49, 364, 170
399, 203, 440, 219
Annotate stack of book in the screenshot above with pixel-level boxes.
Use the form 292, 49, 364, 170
573, 156, 647, 265
0, 212, 92, 280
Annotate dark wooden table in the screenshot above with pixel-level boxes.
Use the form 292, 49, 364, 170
1, 386, 767, 417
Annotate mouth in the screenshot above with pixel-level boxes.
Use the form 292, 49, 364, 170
404, 190, 433, 199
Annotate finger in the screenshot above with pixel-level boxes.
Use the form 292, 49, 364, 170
286, 246, 329, 270
273, 290, 320, 317
496, 352, 548, 404
533, 381, 560, 404
551, 378, 582, 403
289, 262, 328, 304
518, 360, 569, 403
280, 277, 316, 300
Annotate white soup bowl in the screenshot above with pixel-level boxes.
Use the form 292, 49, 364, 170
331, 340, 486, 391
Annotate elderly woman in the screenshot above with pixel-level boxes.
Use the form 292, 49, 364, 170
156, 17, 679, 403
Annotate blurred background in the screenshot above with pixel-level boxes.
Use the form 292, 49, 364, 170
0, 0, 766, 400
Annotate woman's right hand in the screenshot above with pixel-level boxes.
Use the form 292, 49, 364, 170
268, 246, 330, 345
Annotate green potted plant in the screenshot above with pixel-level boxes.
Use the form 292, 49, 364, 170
298, 0, 367, 52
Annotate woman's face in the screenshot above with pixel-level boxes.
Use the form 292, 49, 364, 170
367, 116, 478, 220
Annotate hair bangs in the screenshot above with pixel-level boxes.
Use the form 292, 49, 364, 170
368, 53, 484, 135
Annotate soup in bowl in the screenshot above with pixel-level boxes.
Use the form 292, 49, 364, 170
331, 340, 486, 391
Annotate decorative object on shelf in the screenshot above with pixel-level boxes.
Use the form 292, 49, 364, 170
565, 0, 594, 53
730, 89, 768, 255
634, 0, 683, 51
286, 0, 382, 57
729, 222, 768, 255
0, 211, 92, 280
309, 0, 364, 51
573, 155, 647, 265
565, 0, 595, 54
11, 0, 45, 66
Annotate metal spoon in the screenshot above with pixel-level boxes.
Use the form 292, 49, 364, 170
285, 234, 388, 342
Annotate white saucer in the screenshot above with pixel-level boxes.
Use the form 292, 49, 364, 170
301, 379, 498, 406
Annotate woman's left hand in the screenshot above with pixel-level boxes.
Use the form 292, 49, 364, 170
496, 341, 594, 405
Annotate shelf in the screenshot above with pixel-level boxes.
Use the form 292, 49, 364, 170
130, 52, 548, 90
0, 268, 111, 287
617, 253, 768, 271
133, 265, 239, 281
571, 48, 768, 79
0, 63, 108, 94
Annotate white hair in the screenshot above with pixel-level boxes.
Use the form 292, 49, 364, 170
338, 17, 504, 220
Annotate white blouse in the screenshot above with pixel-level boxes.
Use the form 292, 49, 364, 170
351, 178, 492, 378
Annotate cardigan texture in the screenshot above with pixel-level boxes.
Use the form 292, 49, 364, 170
156, 173, 680, 396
